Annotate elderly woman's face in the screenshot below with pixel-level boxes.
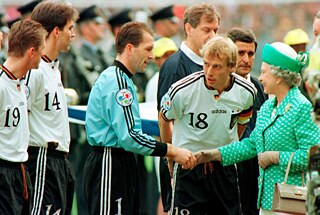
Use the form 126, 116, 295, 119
259, 62, 278, 95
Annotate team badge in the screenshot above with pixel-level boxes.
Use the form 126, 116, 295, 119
161, 93, 171, 111
116, 89, 133, 106
25, 85, 30, 99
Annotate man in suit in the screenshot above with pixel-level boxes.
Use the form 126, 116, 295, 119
226, 27, 268, 215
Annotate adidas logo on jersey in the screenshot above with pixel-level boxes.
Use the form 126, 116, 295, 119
211, 109, 227, 114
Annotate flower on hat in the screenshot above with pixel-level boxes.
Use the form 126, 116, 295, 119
262, 42, 309, 73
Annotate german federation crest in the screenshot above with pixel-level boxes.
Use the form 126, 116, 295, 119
161, 93, 171, 111
116, 89, 133, 106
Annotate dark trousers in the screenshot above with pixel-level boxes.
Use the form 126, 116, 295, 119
0, 160, 33, 215
83, 147, 140, 215
27, 146, 75, 215
237, 157, 259, 215
172, 161, 241, 215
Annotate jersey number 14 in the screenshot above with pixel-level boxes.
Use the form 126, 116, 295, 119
44, 92, 61, 111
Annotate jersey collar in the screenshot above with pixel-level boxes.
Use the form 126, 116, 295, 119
204, 73, 235, 92
0, 64, 18, 80
113, 60, 132, 78
180, 41, 203, 66
41, 55, 59, 69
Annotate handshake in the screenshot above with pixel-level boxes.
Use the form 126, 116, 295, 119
170, 145, 279, 171
169, 146, 222, 171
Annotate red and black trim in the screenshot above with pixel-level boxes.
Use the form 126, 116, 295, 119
41, 55, 52, 63
0, 64, 18, 80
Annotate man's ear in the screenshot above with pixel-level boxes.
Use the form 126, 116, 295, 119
184, 23, 192, 37
53, 26, 60, 38
126, 43, 134, 56
28, 47, 36, 58
229, 63, 236, 74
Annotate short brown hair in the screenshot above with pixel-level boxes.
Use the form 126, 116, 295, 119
31, 1, 78, 34
115, 21, 153, 54
184, 3, 220, 30
8, 19, 46, 57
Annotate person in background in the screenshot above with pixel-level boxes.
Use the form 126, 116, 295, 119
306, 10, 320, 119
156, 3, 220, 213
83, 21, 196, 214
145, 37, 178, 103
17, 0, 41, 19
6, 0, 41, 29
0, 19, 46, 215
26, 1, 79, 214
195, 42, 320, 214
147, 5, 182, 93
77, 5, 109, 86
106, 8, 133, 65
283, 28, 309, 53
150, 5, 181, 44
313, 10, 320, 41
0, 13, 8, 64
226, 27, 268, 215
283, 28, 311, 102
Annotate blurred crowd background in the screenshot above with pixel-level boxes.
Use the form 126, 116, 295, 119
1, 0, 320, 77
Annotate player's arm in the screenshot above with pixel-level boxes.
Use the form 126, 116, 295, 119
237, 105, 253, 138
237, 123, 247, 138
158, 111, 176, 175
158, 112, 173, 144
157, 114, 195, 170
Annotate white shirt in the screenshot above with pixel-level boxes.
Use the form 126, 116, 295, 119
26, 59, 70, 152
0, 69, 29, 162
161, 71, 256, 152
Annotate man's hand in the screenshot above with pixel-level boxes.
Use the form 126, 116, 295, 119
258, 151, 279, 169
167, 145, 196, 170
194, 149, 221, 165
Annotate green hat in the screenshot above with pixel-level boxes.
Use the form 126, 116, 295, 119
262, 43, 308, 73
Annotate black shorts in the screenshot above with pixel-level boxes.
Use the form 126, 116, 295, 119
171, 161, 241, 215
27, 146, 75, 215
83, 147, 140, 215
0, 159, 33, 215
159, 157, 172, 212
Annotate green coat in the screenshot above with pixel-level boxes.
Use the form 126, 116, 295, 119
219, 87, 320, 210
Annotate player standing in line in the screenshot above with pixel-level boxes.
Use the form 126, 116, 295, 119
0, 20, 46, 215
156, 3, 221, 213
25, 1, 79, 214
159, 35, 256, 214
83, 21, 196, 215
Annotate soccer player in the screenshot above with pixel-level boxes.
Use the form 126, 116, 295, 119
0, 19, 46, 215
159, 35, 256, 214
156, 3, 221, 212
83, 21, 196, 214
25, 1, 79, 214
